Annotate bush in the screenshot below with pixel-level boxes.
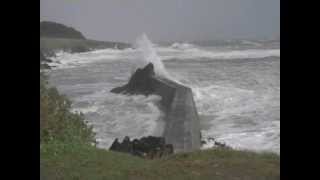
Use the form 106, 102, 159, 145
40, 73, 95, 145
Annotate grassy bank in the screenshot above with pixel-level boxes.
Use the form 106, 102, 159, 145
40, 37, 131, 55
41, 142, 279, 180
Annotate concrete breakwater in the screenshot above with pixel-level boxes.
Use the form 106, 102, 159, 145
111, 63, 201, 153
150, 77, 201, 152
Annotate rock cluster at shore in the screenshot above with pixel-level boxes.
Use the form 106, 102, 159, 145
40, 50, 52, 69
201, 137, 231, 149
109, 136, 173, 159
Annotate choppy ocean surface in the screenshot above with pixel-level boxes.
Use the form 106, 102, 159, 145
47, 38, 280, 154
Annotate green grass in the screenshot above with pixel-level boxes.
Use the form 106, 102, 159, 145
41, 142, 280, 180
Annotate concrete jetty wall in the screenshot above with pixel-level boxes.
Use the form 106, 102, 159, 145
151, 76, 201, 153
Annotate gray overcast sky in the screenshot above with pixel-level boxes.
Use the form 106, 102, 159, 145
40, 0, 279, 43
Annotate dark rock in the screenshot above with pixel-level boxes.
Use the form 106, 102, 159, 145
201, 140, 207, 145
201, 136, 232, 149
40, 63, 51, 69
164, 144, 174, 155
40, 50, 52, 69
122, 136, 133, 153
214, 141, 227, 148
109, 136, 173, 159
40, 51, 52, 63
70, 45, 90, 53
109, 138, 121, 151
110, 63, 155, 95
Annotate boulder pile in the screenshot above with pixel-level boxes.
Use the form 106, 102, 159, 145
109, 136, 173, 159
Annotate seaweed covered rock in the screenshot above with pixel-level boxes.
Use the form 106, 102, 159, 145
109, 136, 173, 159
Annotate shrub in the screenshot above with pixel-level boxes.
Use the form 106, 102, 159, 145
40, 73, 95, 145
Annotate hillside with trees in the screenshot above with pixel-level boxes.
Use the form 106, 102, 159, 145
40, 21, 86, 39
40, 21, 130, 54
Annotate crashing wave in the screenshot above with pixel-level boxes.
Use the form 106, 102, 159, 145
170, 42, 195, 50
161, 48, 280, 61
134, 33, 171, 79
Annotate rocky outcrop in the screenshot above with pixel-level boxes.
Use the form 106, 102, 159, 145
111, 63, 156, 95
110, 63, 201, 153
201, 136, 232, 149
109, 136, 173, 159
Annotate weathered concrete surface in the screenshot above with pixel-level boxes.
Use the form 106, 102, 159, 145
151, 77, 201, 153
110, 63, 201, 153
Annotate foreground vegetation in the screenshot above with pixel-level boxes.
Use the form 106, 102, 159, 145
41, 142, 279, 180
40, 72, 279, 180
40, 73, 95, 145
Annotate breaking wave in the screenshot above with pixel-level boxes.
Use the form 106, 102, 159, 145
134, 33, 171, 78
69, 87, 165, 149
48, 41, 279, 70
160, 47, 280, 61
170, 42, 195, 50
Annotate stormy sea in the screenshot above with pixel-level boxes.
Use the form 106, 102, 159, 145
47, 35, 280, 155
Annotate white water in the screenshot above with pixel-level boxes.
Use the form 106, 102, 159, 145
48, 42, 279, 69
134, 34, 171, 78
48, 37, 280, 154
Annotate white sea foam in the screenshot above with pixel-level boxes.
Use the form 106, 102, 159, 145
201, 121, 280, 154
49, 41, 277, 71
134, 34, 171, 78
192, 83, 280, 154
69, 87, 165, 149
94, 94, 164, 149
170, 42, 195, 50
48, 40, 279, 70
48, 48, 136, 69
240, 40, 263, 47
160, 48, 280, 61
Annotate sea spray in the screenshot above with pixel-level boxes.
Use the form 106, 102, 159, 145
135, 34, 171, 78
